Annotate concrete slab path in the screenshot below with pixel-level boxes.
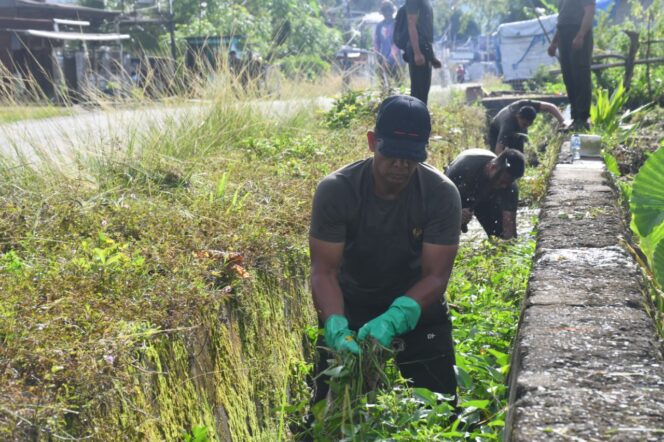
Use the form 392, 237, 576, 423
506, 154, 664, 441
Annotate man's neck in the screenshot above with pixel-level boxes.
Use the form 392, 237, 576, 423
372, 176, 408, 201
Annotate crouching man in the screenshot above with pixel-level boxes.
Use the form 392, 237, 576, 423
309, 95, 462, 403
445, 148, 525, 239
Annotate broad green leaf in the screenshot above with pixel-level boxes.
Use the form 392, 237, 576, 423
630, 147, 664, 237
413, 388, 437, 406
460, 399, 490, 409
603, 152, 620, 177
487, 348, 509, 366
454, 365, 473, 389
653, 238, 664, 289
321, 365, 345, 378
639, 222, 664, 260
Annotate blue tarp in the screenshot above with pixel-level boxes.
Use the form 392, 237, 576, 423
495, 14, 558, 81
597, 0, 615, 11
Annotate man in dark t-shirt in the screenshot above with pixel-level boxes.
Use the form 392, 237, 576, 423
309, 95, 461, 403
548, 0, 596, 131
488, 99, 565, 154
405, 0, 441, 104
445, 148, 525, 239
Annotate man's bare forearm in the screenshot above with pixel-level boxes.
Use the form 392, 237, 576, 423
311, 271, 345, 321
407, 15, 421, 54
541, 102, 564, 123
501, 210, 517, 239
403, 244, 458, 309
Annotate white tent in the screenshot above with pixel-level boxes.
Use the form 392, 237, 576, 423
495, 14, 558, 81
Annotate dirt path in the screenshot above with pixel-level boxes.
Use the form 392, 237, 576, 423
506, 147, 664, 441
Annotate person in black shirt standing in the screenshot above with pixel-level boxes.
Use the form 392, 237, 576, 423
445, 148, 525, 239
488, 99, 565, 154
548, 0, 596, 131
405, 0, 441, 104
309, 95, 461, 403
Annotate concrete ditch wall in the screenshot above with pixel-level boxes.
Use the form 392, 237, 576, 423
505, 156, 664, 441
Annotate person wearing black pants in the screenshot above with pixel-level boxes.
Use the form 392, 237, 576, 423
405, 0, 440, 104
548, 0, 596, 131
308, 95, 461, 413
408, 55, 433, 105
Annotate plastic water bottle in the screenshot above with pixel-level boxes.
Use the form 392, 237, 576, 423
571, 134, 581, 161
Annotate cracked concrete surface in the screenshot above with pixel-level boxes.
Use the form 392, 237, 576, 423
505, 157, 664, 441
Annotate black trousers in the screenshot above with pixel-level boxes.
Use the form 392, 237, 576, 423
474, 183, 519, 238
408, 61, 432, 105
475, 200, 505, 237
558, 25, 593, 122
312, 316, 457, 405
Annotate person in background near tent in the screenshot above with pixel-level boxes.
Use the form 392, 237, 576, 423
488, 99, 565, 154
405, 0, 441, 104
455, 64, 465, 84
445, 148, 525, 239
547, 0, 596, 131
374, 1, 402, 81
309, 95, 461, 406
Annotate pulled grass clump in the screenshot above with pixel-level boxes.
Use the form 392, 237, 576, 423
0, 80, 552, 440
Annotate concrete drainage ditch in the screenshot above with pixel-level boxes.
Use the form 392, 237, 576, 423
505, 153, 664, 441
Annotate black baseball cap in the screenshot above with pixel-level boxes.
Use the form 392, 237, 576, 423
374, 95, 431, 162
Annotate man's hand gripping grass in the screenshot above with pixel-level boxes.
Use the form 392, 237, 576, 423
358, 296, 422, 347
324, 315, 360, 354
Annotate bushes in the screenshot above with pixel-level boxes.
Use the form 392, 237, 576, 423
279, 55, 331, 82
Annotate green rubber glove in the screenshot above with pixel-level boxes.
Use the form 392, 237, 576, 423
357, 296, 422, 347
324, 315, 360, 354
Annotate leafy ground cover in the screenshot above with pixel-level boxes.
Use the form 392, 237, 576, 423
304, 235, 538, 441
0, 84, 558, 440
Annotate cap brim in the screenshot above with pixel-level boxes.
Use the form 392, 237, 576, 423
377, 138, 428, 162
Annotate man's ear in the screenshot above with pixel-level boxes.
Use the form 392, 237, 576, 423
367, 130, 377, 153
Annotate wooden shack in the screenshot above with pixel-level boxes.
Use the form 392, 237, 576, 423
0, 0, 127, 99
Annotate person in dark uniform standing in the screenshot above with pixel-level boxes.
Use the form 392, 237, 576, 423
488, 99, 565, 154
309, 95, 462, 403
445, 148, 525, 240
405, 0, 441, 104
548, 0, 596, 131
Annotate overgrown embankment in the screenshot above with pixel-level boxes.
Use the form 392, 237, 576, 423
0, 89, 557, 440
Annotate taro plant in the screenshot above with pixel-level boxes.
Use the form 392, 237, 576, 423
629, 146, 664, 327
590, 83, 651, 139
630, 146, 664, 289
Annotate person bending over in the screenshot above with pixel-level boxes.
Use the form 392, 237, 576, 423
445, 148, 525, 239
488, 99, 564, 154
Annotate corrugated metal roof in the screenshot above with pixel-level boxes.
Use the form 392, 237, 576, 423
13, 28, 129, 40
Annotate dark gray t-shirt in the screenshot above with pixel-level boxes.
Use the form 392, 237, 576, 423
406, 0, 434, 44
558, 0, 595, 27
444, 149, 518, 212
489, 99, 542, 152
310, 158, 461, 322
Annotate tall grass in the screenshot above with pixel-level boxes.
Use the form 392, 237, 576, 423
0, 50, 553, 440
